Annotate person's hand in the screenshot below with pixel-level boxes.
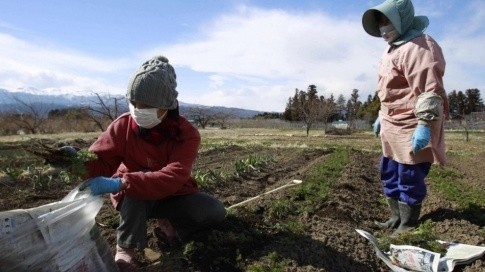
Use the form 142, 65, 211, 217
59, 145, 78, 156
44, 145, 78, 167
411, 124, 431, 154
80, 177, 122, 196
373, 118, 381, 137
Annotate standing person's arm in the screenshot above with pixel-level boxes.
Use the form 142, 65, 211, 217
403, 36, 447, 153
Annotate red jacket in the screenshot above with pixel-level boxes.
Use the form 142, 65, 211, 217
86, 112, 200, 210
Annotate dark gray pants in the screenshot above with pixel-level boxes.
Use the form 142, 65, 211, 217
117, 192, 226, 249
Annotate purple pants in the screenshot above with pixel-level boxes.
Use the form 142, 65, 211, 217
379, 156, 431, 205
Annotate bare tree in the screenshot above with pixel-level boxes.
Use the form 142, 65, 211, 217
292, 85, 322, 137
11, 96, 49, 134
319, 96, 337, 132
186, 107, 216, 129
451, 110, 475, 142
212, 110, 235, 129
83, 92, 126, 131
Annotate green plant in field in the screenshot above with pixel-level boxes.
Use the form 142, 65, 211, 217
428, 165, 485, 225
58, 170, 74, 184
264, 220, 306, 235
234, 154, 272, 176
247, 251, 288, 272
198, 141, 234, 152
67, 149, 98, 179
428, 166, 485, 208
182, 241, 197, 259
376, 220, 447, 254
273, 220, 306, 235
23, 143, 98, 187
30, 168, 53, 191
234, 249, 245, 270
266, 198, 296, 220
193, 169, 227, 188
3, 167, 23, 180
293, 147, 348, 212
193, 170, 210, 187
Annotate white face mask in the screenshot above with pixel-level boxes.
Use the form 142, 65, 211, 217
379, 24, 400, 43
129, 104, 167, 129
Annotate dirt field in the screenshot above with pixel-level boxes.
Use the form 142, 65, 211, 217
0, 129, 484, 271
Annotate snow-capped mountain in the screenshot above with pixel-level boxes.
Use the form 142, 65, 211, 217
0, 88, 119, 110
0, 88, 263, 118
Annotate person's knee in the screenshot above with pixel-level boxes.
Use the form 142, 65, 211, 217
196, 198, 226, 225
210, 200, 227, 223
119, 196, 148, 219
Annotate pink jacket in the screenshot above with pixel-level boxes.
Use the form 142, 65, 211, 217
377, 34, 448, 165
86, 113, 200, 209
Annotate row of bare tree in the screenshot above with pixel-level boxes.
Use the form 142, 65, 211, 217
0, 93, 238, 135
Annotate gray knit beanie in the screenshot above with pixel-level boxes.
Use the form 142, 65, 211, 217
126, 55, 178, 109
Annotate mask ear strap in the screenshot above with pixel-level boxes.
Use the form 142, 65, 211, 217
159, 110, 168, 120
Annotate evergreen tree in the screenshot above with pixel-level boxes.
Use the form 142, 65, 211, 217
346, 89, 361, 129
447, 90, 458, 116
465, 88, 483, 112
456, 91, 467, 115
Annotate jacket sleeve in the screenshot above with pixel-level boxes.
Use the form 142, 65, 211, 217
403, 35, 449, 122
414, 92, 443, 123
85, 117, 127, 178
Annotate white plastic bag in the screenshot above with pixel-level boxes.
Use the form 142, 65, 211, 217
0, 186, 118, 272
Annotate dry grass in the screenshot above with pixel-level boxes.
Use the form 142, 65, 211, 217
1, 128, 484, 156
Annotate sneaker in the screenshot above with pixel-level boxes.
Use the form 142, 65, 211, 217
115, 245, 138, 272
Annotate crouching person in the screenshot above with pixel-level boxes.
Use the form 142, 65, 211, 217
78, 55, 226, 271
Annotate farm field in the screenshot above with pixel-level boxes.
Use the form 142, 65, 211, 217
0, 128, 484, 271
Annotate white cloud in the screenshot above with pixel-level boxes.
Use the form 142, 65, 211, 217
180, 84, 290, 112
436, 0, 485, 93
0, 2, 483, 112
209, 74, 226, 89
165, 3, 485, 111
147, 5, 384, 111
0, 33, 131, 94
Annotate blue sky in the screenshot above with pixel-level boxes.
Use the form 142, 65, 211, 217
0, 0, 483, 112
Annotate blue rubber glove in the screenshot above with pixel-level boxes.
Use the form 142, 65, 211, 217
59, 145, 78, 156
411, 124, 431, 154
80, 177, 122, 196
373, 118, 381, 137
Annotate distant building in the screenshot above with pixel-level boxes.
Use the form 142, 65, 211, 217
331, 120, 349, 129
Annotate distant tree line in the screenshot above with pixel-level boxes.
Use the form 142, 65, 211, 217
182, 107, 236, 129
0, 87, 483, 136
447, 89, 483, 117
269, 85, 484, 136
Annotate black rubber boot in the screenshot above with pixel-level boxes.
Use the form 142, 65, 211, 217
374, 198, 400, 229
392, 202, 422, 236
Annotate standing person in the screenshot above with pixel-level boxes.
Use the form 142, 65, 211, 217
78, 55, 227, 271
362, 0, 449, 235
